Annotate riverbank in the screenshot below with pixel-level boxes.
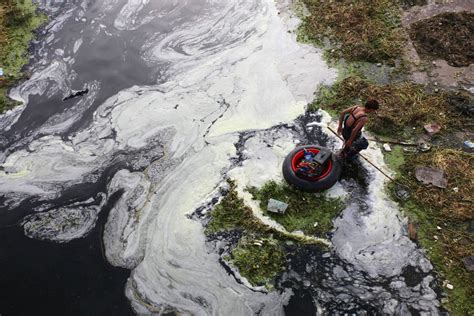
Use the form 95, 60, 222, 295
0, 0, 46, 112
298, 0, 473, 314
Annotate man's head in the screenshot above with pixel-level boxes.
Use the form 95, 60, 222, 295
365, 99, 379, 112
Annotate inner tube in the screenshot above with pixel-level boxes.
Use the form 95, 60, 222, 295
282, 145, 341, 192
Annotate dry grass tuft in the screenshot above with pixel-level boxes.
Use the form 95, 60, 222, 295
404, 149, 474, 221
300, 0, 406, 64
311, 76, 472, 136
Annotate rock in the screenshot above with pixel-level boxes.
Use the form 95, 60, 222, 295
267, 198, 288, 214
424, 123, 441, 136
383, 143, 392, 152
462, 256, 474, 272
415, 166, 448, 188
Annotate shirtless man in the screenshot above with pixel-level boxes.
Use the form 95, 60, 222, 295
337, 99, 379, 160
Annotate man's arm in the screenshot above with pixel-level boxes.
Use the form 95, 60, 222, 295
343, 117, 367, 148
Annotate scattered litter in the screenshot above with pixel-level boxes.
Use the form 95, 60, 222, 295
313, 222, 318, 227
0, 68, 3, 77
63, 88, 89, 101
424, 123, 441, 136
253, 240, 263, 247
403, 147, 418, 153
415, 166, 448, 188
306, 122, 319, 127
453, 187, 459, 193
267, 199, 288, 214
418, 142, 431, 152
433, 235, 438, 240
408, 221, 417, 241
462, 256, 474, 272
436, 226, 442, 230
383, 143, 392, 152
446, 283, 454, 290
395, 183, 410, 200
376, 63, 382, 67
463, 140, 474, 153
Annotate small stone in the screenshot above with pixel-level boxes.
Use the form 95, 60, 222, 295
462, 256, 474, 272
383, 143, 392, 152
446, 283, 454, 290
424, 123, 441, 136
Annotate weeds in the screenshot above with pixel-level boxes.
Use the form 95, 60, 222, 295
310, 76, 471, 137
390, 148, 474, 315
0, 0, 47, 113
248, 181, 344, 237
299, 0, 406, 65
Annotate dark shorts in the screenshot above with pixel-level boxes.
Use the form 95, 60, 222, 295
342, 126, 368, 158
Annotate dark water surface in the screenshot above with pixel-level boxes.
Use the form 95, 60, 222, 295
0, 192, 133, 315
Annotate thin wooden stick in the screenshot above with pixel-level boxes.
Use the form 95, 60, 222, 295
326, 125, 396, 182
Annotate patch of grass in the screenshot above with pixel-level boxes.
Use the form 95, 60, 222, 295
206, 180, 333, 287
229, 235, 285, 287
383, 145, 405, 174
309, 75, 471, 138
299, 0, 406, 65
390, 148, 474, 315
205, 180, 271, 235
0, 0, 47, 113
248, 181, 344, 237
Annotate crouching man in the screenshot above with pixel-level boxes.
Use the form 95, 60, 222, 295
337, 99, 379, 160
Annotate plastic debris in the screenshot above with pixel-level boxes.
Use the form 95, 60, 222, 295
462, 256, 474, 272
267, 198, 288, 214
313, 222, 318, 227
0, 68, 3, 77
436, 226, 442, 230
415, 166, 448, 188
418, 142, 431, 152
424, 123, 441, 136
446, 283, 454, 290
383, 143, 392, 152
453, 187, 459, 192
463, 140, 474, 153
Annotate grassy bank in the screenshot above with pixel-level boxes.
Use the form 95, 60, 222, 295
206, 180, 343, 287
0, 0, 47, 112
298, 0, 406, 65
390, 149, 473, 315
298, 1, 473, 314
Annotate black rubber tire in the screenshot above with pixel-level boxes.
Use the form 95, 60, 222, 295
282, 145, 341, 192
